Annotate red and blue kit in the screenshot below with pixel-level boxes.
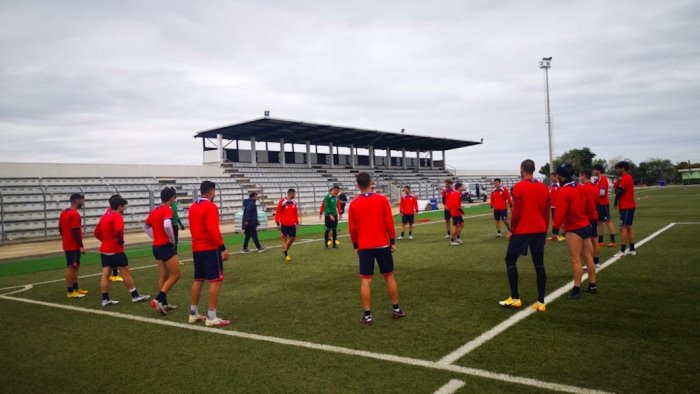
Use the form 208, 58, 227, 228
400, 194, 419, 215
145, 205, 174, 246
349, 192, 396, 278
490, 187, 512, 210
275, 198, 300, 227
94, 208, 125, 254
583, 182, 600, 222
617, 173, 636, 210
549, 183, 560, 208
510, 179, 551, 235
189, 197, 225, 282
596, 175, 610, 206
552, 182, 593, 236
59, 208, 83, 268
446, 189, 463, 217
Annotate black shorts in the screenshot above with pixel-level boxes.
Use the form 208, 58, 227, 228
402, 214, 415, 224
569, 226, 593, 239
444, 209, 451, 221
101, 253, 128, 268
452, 215, 464, 225
324, 215, 338, 230
358, 247, 394, 278
619, 208, 635, 227
507, 233, 546, 256
65, 250, 81, 268
597, 205, 610, 222
551, 207, 555, 219
153, 243, 177, 262
193, 250, 224, 282
493, 209, 508, 221
281, 225, 297, 238
589, 221, 598, 238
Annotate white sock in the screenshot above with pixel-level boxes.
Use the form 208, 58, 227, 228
207, 308, 217, 320
190, 305, 198, 315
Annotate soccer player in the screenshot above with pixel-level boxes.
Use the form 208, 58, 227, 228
549, 172, 565, 241
275, 188, 300, 261
242, 192, 265, 253
320, 185, 342, 248
613, 161, 637, 257
94, 195, 150, 307
398, 186, 419, 240
447, 182, 465, 246
348, 172, 406, 325
170, 190, 186, 249
490, 178, 512, 238
188, 181, 230, 327
580, 170, 601, 268
144, 187, 181, 314
441, 179, 455, 239
551, 164, 597, 299
59, 193, 87, 298
592, 164, 616, 247
338, 191, 348, 216
498, 160, 550, 312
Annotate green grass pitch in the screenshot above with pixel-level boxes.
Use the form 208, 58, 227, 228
0, 187, 698, 393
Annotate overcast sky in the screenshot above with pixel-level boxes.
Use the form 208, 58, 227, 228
1, 0, 698, 171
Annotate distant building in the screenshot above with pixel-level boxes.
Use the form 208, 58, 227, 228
679, 168, 700, 183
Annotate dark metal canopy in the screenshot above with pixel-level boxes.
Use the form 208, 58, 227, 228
194, 117, 481, 151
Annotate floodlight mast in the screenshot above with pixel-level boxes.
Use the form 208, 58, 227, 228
539, 57, 554, 174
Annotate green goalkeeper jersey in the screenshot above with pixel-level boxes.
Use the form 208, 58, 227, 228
323, 193, 339, 216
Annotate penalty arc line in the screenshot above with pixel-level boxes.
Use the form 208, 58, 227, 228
437, 222, 679, 365
0, 290, 610, 394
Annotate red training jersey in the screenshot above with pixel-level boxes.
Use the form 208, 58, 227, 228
188, 197, 225, 252
490, 187, 512, 210
446, 189, 463, 217
400, 194, 419, 215
348, 192, 395, 250
583, 182, 600, 222
596, 175, 610, 206
275, 198, 300, 226
94, 208, 125, 254
145, 205, 174, 246
552, 182, 592, 232
549, 183, 560, 208
618, 173, 636, 209
510, 179, 551, 235
441, 187, 454, 206
58, 208, 82, 251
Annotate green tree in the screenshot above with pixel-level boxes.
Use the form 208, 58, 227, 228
539, 147, 597, 176
636, 158, 676, 185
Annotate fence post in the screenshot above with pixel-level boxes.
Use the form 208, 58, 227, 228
0, 191, 4, 244
77, 185, 86, 234
39, 184, 48, 240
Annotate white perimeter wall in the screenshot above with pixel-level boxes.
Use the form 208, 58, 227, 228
0, 162, 226, 178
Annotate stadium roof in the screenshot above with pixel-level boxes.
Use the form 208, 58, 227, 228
194, 117, 482, 151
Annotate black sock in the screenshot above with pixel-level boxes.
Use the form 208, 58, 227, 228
73, 282, 79, 290
130, 289, 140, 298
284, 251, 288, 256
401, 232, 404, 237
588, 283, 597, 289
630, 243, 635, 251
532, 253, 546, 303
324, 230, 329, 244
156, 291, 166, 303
112, 268, 118, 276
102, 292, 109, 301
610, 234, 616, 243
364, 310, 372, 317
409, 231, 412, 236
332, 229, 337, 242
620, 244, 627, 252
392, 304, 400, 310
598, 235, 604, 243
67, 287, 73, 293
571, 286, 581, 295
594, 257, 600, 265
447, 230, 451, 236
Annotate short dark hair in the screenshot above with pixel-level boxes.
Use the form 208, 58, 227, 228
69, 193, 84, 203
592, 163, 605, 172
109, 194, 128, 210
331, 184, 340, 190
404, 185, 411, 190
521, 159, 535, 174
556, 163, 575, 179
356, 172, 371, 189
249, 192, 257, 198
454, 182, 463, 188
200, 180, 216, 195
614, 161, 630, 172
445, 178, 453, 184
494, 178, 501, 183
160, 187, 176, 203
287, 188, 296, 194
580, 169, 592, 179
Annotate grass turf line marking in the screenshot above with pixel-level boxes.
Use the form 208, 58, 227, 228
437, 222, 679, 365
433, 379, 466, 394
0, 290, 609, 394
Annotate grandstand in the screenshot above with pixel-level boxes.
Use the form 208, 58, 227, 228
0, 116, 482, 243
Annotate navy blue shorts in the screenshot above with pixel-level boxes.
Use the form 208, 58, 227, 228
589, 221, 598, 238
358, 247, 394, 278
452, 215, 464, 226
153, 243, 177, 262
597, 205, 611, 222
493, 209, 508, 221
101, 253, 128, 268
65, 250, 81, 268
569, 226, 593, 239
444, 209, 451, 221
193, 250, 224, 282
507, 233, 546, 256
619, 208, 635, 227
324, 215, 338, 230
402, 214, 415, 224
281, 225, 297, 238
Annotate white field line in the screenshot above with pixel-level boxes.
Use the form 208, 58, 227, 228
0, 289, 609, 394
434, 379, 466, 394
437, 222, 679, 365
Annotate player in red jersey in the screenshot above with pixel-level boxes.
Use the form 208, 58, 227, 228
144, 187, 181, 315
490, 178, 513, 238
188, 181, 230, 327
441, 179, 455, 239
549, 172, 564, 241
613, 161, 637, 257
94, 195, 150, 307
446, 182, 465, 245
592, 164, 616, 247
551, 164, 597, 299
398, 186, 419, 240
498, 160, 550, 312
349, 172, 406, 325
580, 170, 601, 269
275, 188, 300, 262
59, 193, 87, 298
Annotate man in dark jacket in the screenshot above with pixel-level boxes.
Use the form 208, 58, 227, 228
242, 192, 265, 253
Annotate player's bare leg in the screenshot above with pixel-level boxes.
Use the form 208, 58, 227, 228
360, 277, 372, 311
207, 281, 222, 311
583, 239, 597, 292
384, 275, 399, 305
190, 280, 203, 306
160, 256, 181, 293
100, 267, 111, 294
566, 233, 584, 299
